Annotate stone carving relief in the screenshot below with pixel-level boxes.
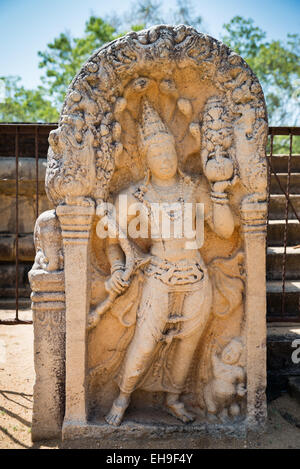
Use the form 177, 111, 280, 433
203, 337, 246, 421
28, 210, 65, 440
30, 25, 268, 440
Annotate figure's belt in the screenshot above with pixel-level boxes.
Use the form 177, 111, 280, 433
144, 257, 204, 286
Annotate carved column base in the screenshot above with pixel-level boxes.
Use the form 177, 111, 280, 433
56, 201, 95, 427
29, 271, 65, 441
241, 202, 267, 431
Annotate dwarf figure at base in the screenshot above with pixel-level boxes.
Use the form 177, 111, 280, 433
204, 338, 246, 421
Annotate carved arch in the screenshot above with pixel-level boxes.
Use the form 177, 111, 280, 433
46, 25, 268, 206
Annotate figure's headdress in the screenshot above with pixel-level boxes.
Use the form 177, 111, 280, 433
138, 99, 175, 154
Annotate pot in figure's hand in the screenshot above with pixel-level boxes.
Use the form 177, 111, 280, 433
205, 156, 234, 182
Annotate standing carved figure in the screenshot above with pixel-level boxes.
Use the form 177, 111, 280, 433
92, 100, 235, 426
29, 25, 268, 441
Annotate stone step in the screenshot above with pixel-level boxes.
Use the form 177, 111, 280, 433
269, 154, 300, 173
268, 195, 300, 220
267, 247, 300, 280
267, 280, 300, 319
0, 157, 47, 196
0, 263, 31, 297
0, 234, 34, 261
267, 220, 300, 246
270, 173, 300, 194
288, 377, 300, 405
0, 157, 47, 179
267, 325, 300, 399
0, 194, 52, 233
0, 297, 31, 309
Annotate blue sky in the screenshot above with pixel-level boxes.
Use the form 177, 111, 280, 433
0, 0, 299, 89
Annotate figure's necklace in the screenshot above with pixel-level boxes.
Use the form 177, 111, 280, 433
148, 177, 185, 221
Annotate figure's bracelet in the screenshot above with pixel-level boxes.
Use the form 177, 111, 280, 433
211, 191, 229, 205
110, 263, 125, 275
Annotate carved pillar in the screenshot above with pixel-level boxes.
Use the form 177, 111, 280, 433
30, 272, 65, 441
241, 202, 267, 431
56, 201, 95, 430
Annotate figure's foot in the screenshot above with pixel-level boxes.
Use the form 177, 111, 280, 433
166, 395, 195, 424
229, 403, 240, 417
105, 394, 130, 426
206, 412, 219, 423
219, 408, 230, 423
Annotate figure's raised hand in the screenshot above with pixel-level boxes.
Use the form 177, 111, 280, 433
211, 180, 231, 194
106, 269, 130, 295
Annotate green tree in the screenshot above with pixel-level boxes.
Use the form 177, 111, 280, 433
37, 0, 203, 110
125, 0, 202, 31
38, 16, 118, 109
0, 76, 58, 122
221, 16, 300, 126
1, 5, 299, 127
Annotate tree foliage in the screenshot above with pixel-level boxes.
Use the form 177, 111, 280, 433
38, 17, 119, 109
0, 76, 58, 122
1, 3, 299, 128
221, 16, 300, 125
124, 0, 202, 31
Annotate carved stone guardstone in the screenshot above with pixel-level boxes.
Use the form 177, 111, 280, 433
29, 25, 268, 442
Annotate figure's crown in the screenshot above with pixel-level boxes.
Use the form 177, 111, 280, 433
138, 99, 174, 152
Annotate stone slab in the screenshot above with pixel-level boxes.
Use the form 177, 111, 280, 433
62, 418, 248, 442
288, 377, 300, 404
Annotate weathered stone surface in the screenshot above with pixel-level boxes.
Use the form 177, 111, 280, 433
29, 25, 268, 441
288, 377, 300, 404
62, 418, 247, 442
28, 210, 65, 440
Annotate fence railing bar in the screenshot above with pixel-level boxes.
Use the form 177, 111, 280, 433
0, 126, 34, 326
269, 127, 300, 136
266, 155, 300, 224
281, 133, 293, 316
266, 134, 273, 248
35, 126, 39, 219
15, 126, 19, 322
0, 319, 33, 325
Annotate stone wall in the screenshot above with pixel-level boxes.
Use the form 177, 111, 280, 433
0, 155, 53, 305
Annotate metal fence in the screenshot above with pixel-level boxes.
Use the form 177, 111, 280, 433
267, 127, 300, 322
0, 124, 299, 324
0, 123, 56, 325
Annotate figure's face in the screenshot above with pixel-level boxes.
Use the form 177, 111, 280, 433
222, 342, 242, 365
146, 138, 178, 181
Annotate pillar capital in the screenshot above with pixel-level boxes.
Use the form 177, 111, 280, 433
241, 201, 267, 235
56, 199, 95, 245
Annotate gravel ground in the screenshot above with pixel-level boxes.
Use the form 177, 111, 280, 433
1, 309, 300, 449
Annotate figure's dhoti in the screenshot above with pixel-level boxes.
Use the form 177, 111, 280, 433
116, 257, 212, 394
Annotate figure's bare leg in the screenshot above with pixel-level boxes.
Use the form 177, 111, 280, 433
219, 407, 229, 423
204, 387, 219, 422
229, 402, 240, 417
166, 392, 195, 423
87, 308, 100, 331
105, 391, 131, 426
